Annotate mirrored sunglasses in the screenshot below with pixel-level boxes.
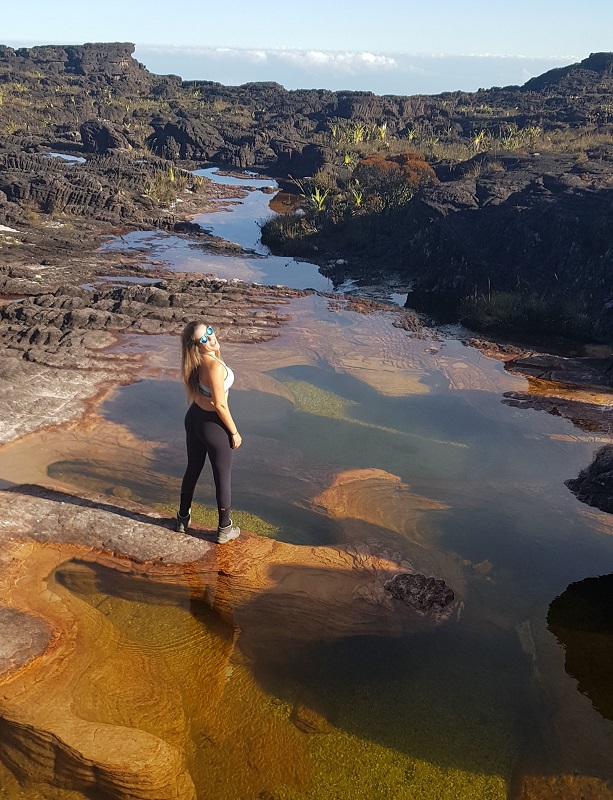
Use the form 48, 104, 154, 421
198, 326, 214, 344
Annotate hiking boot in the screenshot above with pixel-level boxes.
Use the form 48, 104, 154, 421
175, 511, 191, 533
216, 520, 240, 544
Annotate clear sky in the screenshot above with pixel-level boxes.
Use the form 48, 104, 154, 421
4, 0, 612, 94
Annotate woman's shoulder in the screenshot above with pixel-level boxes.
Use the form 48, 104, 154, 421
200, 354, 224, 373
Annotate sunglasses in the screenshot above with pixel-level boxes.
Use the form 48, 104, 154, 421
198, 326, 214, 344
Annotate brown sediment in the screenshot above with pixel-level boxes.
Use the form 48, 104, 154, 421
313, 468, 447, 535
0, 415, 160, 493
0, 484, 460, 800
312, 468, 464, 593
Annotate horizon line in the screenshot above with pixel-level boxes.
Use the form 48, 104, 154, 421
2, 40, 583, 62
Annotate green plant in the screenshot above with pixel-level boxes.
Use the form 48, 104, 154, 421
471, 129, 491, 153
459, 290, 594, 339
308, 186, 329, 212
144, 168, 189, 206
350, 187, 364, 209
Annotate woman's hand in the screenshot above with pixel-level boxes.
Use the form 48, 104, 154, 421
230, 432, 242, 449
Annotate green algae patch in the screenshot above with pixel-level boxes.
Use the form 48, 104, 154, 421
283, 379, 358, 421
268, 629, 520, 800
283, 377, 402, 435
270, 674, 514, 800
272, 732, 508, 800
153, 502, 281, 538
282, 378, 468, 447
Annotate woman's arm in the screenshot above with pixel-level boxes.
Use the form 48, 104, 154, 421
204, 360, 242, 449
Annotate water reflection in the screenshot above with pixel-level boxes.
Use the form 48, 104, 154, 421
548, 574, 613, 721
97, 168, 399, 297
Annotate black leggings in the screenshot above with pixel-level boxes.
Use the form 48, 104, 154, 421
179, 403, 233, 527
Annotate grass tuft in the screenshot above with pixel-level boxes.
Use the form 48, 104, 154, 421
153, 502, 281, 537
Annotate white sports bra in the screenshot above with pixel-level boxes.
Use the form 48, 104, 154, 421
198, 354, 235, 397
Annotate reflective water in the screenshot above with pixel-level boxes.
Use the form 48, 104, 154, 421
39, 296, 613, 799
99, 169, 368, 296
2, 172, 613, 799
44, 152, 87, 164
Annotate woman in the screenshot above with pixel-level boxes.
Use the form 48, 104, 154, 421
176, 321, 242, 543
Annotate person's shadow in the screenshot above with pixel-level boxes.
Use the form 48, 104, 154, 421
2, 483, 220, 544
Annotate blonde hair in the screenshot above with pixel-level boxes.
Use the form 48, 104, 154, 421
180, 321, 221, 403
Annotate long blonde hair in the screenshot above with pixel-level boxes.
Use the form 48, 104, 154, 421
180, 321, 221, 402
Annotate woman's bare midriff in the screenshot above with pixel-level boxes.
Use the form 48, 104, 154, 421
194, 392, 228, 413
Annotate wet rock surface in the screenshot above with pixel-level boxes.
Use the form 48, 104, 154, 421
0, 607, 53, 677
503, 392, 613, 435
464, 338, 613, 435
1, 278, 304, 356
0, 277, 306, 443
506, 355, 613, 391
565, 445, 613, 513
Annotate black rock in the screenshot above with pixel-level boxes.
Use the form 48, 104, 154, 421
80, 120, 130, 153
383, 573, 455, 613
566, 445, 613, 513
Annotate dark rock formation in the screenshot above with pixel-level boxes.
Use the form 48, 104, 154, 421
0, 149, 194, 224
147, 118, 225, 161
383, 573, 455, 613
503, 393, 613, 435
0, 42, 150, 86
505, 354, 613, 390
80, 120, 131, 153
0, 278, 306, 368
1, 42, 613, 337
523, 51, 613, 93
566, 445, 613, 513
406, 153, 613, 313
2, 42, 613, 174
291, 151, 613, 339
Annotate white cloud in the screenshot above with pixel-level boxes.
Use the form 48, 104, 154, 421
274, 49, 398, 73
135, 45, 579, 95
141, 45, 399, 74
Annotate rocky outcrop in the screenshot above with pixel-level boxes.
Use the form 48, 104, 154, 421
505, 354, 613, 390
295, 149, 613, 339
147, 118, 226, 161
0, 42, 150, 86
499, 353, 613, 434
2, 43, 613, 324
0, 149, 191, 223
566, 445, 613, 513
383, 573, 455, 613
503, 392, 613, 435
0, 278, 302, 360
80, 119, 132, 153
2, 43, 613, 172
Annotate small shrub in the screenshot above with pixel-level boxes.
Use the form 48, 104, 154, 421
353, 152, 437, 210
